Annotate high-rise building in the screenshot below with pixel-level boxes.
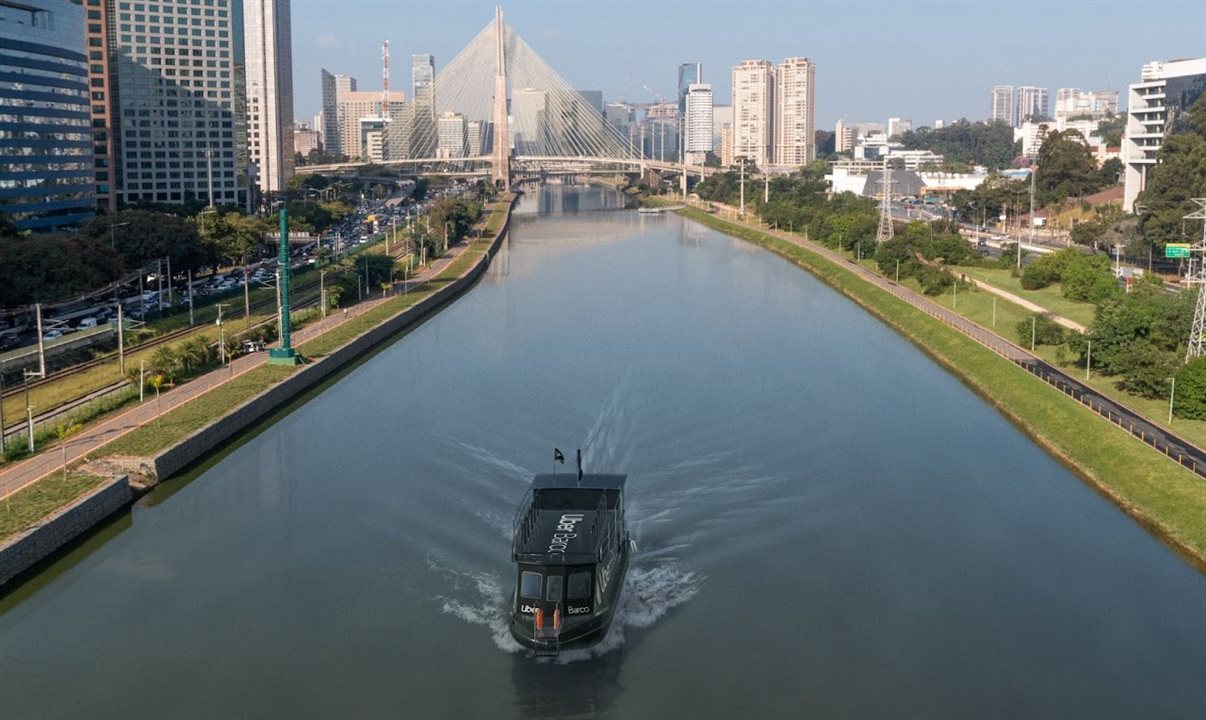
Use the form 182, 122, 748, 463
711, 104, 732, 153
107, 0, 245, 207
83, 0, 116, 213
294, 122, 321, 156
732, 59, 774, 168
1, 0, 95, 231
437, 112, 467, 158
410, 53, 436, 157
720, 124, 734, 167
1015, 86, 1048, 124
834, 119, 855, 153
1054, 88, 1119, 119
337, 90, 405, 160
1123, 57, 1206, 212
678, 63, 700, 117
322, 70, 355, 156
576, 90, 604, 116
684, 83, 713, 165
990, 85, 1015, 126
511, 87, 548, 156
774, 56, 815, 167
467, 120, 488, 157
887, 117, 912, 138
244, 0, 294, 195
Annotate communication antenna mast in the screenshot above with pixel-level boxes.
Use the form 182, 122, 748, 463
1184, 198, 1206, 361
381, 39, 390, 120
875, 156, 894, 243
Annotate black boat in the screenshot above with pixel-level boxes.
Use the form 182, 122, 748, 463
510, 451, 632, 657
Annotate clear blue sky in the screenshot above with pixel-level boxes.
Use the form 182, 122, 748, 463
290, 0, 1206, 128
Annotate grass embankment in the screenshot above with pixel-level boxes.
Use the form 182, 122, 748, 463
679, 206, 1206, 565
953, 265, 1097, 328
0, 471, 105, 543
99, 365, 298, 457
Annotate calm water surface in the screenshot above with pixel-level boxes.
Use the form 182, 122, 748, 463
2, 186, 1205, 719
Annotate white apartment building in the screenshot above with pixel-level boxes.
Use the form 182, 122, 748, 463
321, 70, 355, 155
1015, 86, 1049, 124
990, 85, 1014, 126
774, 57, 815, 167
338, 90, 406, 160
1123, 57, 1206, 212
437, 111, 467, 158
834, 119, 855, 153
109, 0, 244, 206
732, 59, 774, 168
244, 0, 294, 194
887, 117, 911, 138
1016, 118, 1102, 160
1054, 88, 1119, 119
683, 83, 713, 165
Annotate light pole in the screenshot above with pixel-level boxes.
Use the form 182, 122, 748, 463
109, 220, 130, 250
216, 303, 229, 367
1169, 377, 1176, 424
1085, 339, 1092, 380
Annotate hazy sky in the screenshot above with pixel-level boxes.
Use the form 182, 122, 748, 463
290, 0, 1206, 128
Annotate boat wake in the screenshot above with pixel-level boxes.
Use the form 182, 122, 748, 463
432, 555, 703, 661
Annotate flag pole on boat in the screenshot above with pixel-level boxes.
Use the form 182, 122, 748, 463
553, 447, 565, 474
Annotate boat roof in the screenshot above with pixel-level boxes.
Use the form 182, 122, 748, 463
531, 473, 627, 491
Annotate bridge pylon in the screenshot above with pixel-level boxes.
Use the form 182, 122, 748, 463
490, 6, 511, 191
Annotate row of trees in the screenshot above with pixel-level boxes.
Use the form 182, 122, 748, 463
896, 120, 1019, 169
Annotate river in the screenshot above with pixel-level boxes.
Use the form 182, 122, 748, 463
2, 185, 1205, 719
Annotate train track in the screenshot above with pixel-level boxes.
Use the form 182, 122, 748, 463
1, 272, 330, 402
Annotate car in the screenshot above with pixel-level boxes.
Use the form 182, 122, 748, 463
241, 339, 266, 353
977, 238, 987, 247
42, 329, 64, 341
77, 317, 98, 329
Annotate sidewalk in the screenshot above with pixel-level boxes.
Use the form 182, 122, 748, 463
0, 236, 475, 501
968, 280, 1087, 333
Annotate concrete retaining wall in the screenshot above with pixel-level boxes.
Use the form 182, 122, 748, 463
150, 199, 514, 481
0, 475, 132, 587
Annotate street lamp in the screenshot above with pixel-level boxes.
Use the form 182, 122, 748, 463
1169, 376, 1177, 424
109, 220, 130, 250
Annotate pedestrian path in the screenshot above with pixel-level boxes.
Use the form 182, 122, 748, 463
967, 279, 1087, 333
0, 234, 477, 502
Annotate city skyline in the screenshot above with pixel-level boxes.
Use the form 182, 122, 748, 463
288, 0, 1205, 128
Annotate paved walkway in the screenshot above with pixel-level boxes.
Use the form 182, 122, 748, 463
694, 199, 1206, 480
966, 279, 1087, 333
0, 224, 487, 502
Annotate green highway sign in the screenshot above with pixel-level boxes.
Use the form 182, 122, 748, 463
1166, 244, 1191, 259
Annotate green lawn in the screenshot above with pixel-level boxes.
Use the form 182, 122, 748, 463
1, 471, 104, 543
98, 364, 298, 458
680, 206, 1206, 566
954, 265, 1098, 328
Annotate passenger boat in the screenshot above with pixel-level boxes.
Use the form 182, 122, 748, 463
510, 451, 632, 657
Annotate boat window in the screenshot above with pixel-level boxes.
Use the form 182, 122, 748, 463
546, 575, 563, 602
520, 571, 542, 599
568, 571, 591, 600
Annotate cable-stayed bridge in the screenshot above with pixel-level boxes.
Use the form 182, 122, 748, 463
305, 7, 712, 187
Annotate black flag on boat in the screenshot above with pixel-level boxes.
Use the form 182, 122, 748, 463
554, 448, 565, 464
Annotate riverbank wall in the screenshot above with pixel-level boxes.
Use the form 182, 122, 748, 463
0, 475, 131, 587
151, 197, 515, 481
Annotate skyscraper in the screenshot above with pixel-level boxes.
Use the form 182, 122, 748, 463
321, 70, 355, 157
83, 0, 116, 213
512, 88, 548, 156
990, 85, 1015, 126
684, 83, 713, 165
244, 0, 295, 194
732, 59, 775, 168
411, 53, 436, 157
437, 112, 467, 159
108, 0, 244, 207
337, 90, 406, 160
774, 57, 815, 167
1, 0, 95, 231
1015, 86, 1049, 124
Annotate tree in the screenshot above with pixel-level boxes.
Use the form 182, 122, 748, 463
80, 210, 211, 273
1174, 357, 1206, 419
1035, 130, 1104, 205
0, 233, 124, 305
1061, 252, 1119, 303
1136, 94, 1206, 247
896, 119, 1017, 169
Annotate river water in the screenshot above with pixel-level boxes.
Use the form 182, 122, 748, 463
2, 185, 1205, 719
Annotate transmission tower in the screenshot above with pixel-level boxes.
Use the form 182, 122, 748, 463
875, 156, 894, 243
1184, 198, 1206, 361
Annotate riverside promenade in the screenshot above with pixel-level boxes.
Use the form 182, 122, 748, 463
0, 210, 502, 502
690, 200, 1206, 481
